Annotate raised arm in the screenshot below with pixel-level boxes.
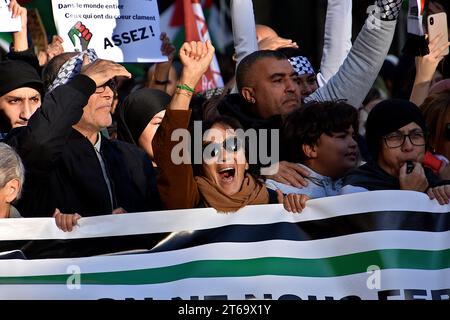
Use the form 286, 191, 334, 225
153, 41, 215, 209
148, 32, 176, 94
306, 0, 403, 108
230, 0, 258, 68
317, 0, 353, 87
6, 59, 130, 169
410, 34, 450, 106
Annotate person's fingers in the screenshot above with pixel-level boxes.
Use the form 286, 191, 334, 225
66, 215, 74, 232
282, 172, 304, 188
428, 33, 443, 51
399, 163, 407, 179
182, 42, 192, 57
59, 214, 68, 232
196, 42, 204, 59
434, 187, 445, 205
300, 195, 309, 209
437, 187, 449, 205
82, 54, 90, 67
190, 41, 198, 58
427, 188, 436, 200
285, 161, 310, 177
283, 196, 292, 212
288, 195, 299, 213
293, 195, 303, 213
436, 42, 450, 58
53, 208, 61, 218
276, 189, 284, 204
272, 175, 292, 187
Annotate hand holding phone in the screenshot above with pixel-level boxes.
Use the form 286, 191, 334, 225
428, 12, 449, 56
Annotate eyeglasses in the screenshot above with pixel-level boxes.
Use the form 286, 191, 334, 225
95, 80, 117, 94
383, 130, 426, 148
202, 137, 242, 160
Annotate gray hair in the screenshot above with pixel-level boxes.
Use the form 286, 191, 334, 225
0, 143, 25, 199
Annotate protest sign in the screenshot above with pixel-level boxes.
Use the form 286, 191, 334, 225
51, 0, 167, 62
0, 0, 21, 32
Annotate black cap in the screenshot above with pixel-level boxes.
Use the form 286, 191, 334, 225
0, 60, 43, 97
365, 99, 427, 161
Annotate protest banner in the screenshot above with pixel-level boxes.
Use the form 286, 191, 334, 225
0, 191, 449, 300
51, 0, 167, 62
0, 0, 21, 32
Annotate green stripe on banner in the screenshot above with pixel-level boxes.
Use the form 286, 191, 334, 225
1, 249, 449, 285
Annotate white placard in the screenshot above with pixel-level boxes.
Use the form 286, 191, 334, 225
0, 0, 22, 32
51, 0, 167, 62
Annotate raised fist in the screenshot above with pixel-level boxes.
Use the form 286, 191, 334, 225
68, 21, 92, 51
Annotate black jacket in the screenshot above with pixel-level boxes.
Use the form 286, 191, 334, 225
342, 162, 444, 191
6, 75, 160, 217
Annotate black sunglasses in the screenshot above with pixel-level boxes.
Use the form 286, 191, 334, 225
96, 79, 117, 93
202, 137, 242, 160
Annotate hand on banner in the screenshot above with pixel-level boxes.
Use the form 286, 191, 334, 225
179, 40, 215, 89
53, 208, 82, 232
81, 55, 131, 87
112, 207, 127, 214
265, 161, 309, 188
276, 190, 309, 213
258, 36, 298, 51
427, 185, 450, 205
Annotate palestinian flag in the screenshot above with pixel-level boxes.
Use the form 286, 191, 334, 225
0, 191, 449, 300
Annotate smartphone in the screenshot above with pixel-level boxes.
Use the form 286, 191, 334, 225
406, 161, 414, 174
428, 12, 449, 56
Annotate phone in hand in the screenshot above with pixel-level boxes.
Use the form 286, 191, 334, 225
427, 12, 449, 56
406, 161, 414, 174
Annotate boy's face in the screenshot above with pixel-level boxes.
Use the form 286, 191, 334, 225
309, 126, 359, 179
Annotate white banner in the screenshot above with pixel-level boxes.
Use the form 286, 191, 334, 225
0, 0, 21, 32
51, 0, 167, 62
0, 191, 449, 300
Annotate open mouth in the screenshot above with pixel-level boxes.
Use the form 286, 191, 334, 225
218, 167, 236, 183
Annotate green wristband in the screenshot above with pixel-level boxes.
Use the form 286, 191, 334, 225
177, 84, 195, 93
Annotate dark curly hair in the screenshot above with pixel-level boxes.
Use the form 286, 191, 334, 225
281, 100, 358, 163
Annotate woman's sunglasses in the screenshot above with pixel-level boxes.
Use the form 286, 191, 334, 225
202, 137, 242, 160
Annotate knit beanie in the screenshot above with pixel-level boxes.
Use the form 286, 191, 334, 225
0, 60, 42, 97
365, 99, 427, 161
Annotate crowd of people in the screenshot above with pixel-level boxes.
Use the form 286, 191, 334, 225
1, 0, 450, 234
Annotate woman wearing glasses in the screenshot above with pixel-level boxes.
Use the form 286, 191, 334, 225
342, 99, 450, 204
153, 40, 308, 213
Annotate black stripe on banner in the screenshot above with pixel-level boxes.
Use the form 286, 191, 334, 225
0, 232, 171, 259
149, 210, 450, 252
0, 210, 448, 259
